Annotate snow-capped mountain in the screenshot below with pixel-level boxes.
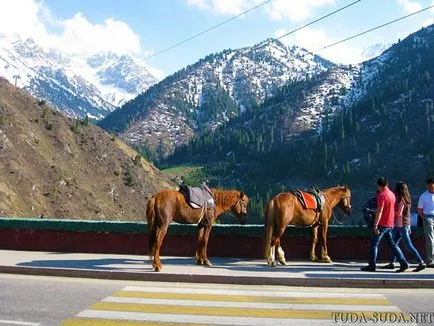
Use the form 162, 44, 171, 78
0, 34, 157, 119
360, 42, 391, 61
99, 38, 335, 156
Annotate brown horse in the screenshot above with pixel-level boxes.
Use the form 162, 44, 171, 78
264, 186, 352, 266
146, 188, 248, 271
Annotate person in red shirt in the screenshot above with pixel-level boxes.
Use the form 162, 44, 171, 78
361, 177, 409, 272
382, 182, 426, 272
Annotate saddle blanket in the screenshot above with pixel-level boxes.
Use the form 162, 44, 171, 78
180, 185, 215, 209
292, 188, 324, 211
300, 191, 318, 210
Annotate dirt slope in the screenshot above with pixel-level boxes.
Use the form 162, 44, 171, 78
0, 78, 173, 220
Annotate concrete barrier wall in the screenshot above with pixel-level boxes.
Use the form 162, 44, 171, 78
0, 218, 426, 260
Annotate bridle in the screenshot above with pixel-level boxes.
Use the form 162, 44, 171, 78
331, 193, 351, 225
341, 194, 352, 214
233, 197, 247, 215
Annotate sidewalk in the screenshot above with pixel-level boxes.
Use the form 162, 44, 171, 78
0, 249, 433, 288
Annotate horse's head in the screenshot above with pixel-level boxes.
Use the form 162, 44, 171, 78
231, 191, 249, 225
337, 185, 352, 215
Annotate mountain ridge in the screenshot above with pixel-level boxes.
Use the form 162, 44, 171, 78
99, 38, 335, 157
0, 33, 158, 119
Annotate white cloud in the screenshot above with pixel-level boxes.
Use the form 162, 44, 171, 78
0, 0, 149, 57
187, 0, 335, 21
267, 0, 335, 22
187, 0, 257, 15
58, 13, 142, 55
396, 0, 423, 13
276, 27, 363, 64
0, 0, 49, 42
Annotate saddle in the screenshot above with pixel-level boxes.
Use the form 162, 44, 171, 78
179, 184, 215, 209
291, 187, 324, 211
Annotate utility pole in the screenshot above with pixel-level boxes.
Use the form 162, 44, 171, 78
13, 74, 21, 86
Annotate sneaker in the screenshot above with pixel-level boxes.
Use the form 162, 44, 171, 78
381, 263, 396, 269
361, 265, 376, 272
426, 263, 434, 268
413, 263, 426, 272
396, 264, 409, 273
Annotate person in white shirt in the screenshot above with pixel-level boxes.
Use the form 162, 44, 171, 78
417, 178, 434, 267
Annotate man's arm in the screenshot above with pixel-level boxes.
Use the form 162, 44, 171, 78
374, 195, 384, 234
417, 208, 424, 219
374, 208, 383, 228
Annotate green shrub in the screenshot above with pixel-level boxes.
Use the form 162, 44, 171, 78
134, 154, 142, 166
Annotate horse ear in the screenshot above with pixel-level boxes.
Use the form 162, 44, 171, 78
240, 191, 244, 198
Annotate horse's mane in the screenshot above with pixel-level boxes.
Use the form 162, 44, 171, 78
211, 188, 242, 206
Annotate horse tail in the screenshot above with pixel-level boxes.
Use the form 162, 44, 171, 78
263, 198, 275, 260
146, 195, 157, 259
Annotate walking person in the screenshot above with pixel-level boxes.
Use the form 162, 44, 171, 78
417, 178, 434, 268
382, 182, 426, 272
361, 177, 409, 272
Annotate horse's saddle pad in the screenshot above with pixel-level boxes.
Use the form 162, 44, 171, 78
300, 191, 318, 210
180, 186, 215, 209
292, 189, 324, 211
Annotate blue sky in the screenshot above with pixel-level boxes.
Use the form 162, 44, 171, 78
1, 0, 433, 77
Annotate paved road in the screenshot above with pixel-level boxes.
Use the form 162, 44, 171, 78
1, 274, 434, 326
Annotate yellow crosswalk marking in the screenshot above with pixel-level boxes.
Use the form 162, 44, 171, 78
112, 290, 392, 306
62, 284, 410, 325
90, 302, 399, 320
62, 318, 206, 326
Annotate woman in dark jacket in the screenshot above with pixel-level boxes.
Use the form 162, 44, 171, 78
383, 182, 426, 272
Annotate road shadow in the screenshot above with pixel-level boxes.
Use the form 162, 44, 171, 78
16, 257, 193, 271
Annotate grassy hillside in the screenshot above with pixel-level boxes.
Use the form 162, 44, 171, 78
0, 78, 173, 220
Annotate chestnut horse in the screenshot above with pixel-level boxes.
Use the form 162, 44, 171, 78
146, 188, 248, 271
264, 185, 352, 266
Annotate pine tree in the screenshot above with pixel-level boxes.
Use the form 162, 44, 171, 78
82, 115, 89, 127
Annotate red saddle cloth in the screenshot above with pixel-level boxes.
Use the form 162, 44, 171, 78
300, 191, 318, 210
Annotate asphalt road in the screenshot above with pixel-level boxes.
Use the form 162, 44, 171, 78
0, 274, 433, 326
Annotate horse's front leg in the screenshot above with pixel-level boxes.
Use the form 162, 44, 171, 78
310, 225, 319, 262
320, 222, 332, 263
195, 226, 205, 265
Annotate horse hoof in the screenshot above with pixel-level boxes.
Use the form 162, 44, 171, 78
278, 260, 287, 266
204, 261, 213, 268
154, 265, 162, 272
321, 257, 333, 263
196, 259, 204, 265
310, 256, 318, 262
268, 261, 277, 267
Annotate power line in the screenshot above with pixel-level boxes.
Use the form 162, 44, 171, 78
145, 0, 273, 60
239, 0, 362, 57
315, 4, 434, 53
247, 5, 434, 136
221, 2, 433, 93
274, 0, 362, 44
203, 0, 362, 91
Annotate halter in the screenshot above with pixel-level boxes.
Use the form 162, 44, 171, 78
333, 194, 351, 224
233, 197, 247, 213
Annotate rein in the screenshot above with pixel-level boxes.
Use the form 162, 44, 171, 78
332, 210, 344, 225
323, 190, 349, 225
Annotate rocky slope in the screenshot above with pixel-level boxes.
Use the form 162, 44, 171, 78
0, 77, 172, 220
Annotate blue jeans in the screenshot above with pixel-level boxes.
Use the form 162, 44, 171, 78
389, 226, 424, 264
369, 227, 408, 267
